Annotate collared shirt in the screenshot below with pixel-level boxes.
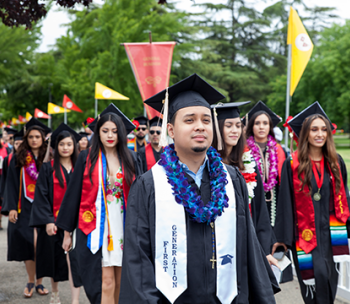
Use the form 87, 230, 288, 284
179, 155, 209, 188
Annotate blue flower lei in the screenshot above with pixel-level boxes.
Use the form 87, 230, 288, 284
159, 144, 229, 224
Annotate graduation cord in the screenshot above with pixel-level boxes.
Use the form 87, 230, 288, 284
210, 222, 216, 269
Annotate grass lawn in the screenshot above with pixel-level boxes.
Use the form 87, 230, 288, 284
337, 149, 350, 187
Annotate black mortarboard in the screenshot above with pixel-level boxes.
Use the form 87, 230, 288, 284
242, 101, 282, 127
13, 132, 23, 141
144, 74, 225, 121
211, 101, 251, 121
17, 118, 51, 137
89, 103, 135, 134
79, 132, 89, 138
149, 116, 162, 128
288, 101, 334, 138
4, 127, 18, 135
133, 115, 149, 126
50, 123, 81, 148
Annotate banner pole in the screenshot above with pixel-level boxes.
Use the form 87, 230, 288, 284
48, 116, 52, 129
64, 108, 67, 124
284, 44, 292, 149
95, 99, 98, 117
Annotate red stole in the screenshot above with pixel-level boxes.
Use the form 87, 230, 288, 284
8, 152, 13, 166
145, 143, 157, 171
276, 144, 285, 184
18, 165, 37, 213
291, 151, 349, 253
78, 151, 133, 235
52, 160, 72, 221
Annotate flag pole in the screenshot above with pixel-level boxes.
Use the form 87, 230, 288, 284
48, 116, 52, 129
64, 108, 67, 124
95, 99, 98, 117
284, 43, 292, 149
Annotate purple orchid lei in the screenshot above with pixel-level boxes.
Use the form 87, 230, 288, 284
159, 144, 229, 224
246, 135, 278, 192
25, 151, 39, 181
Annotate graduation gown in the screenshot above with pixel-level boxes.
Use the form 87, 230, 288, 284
1, 155, 35, 261
138, 145, 163, 172
0, 154, 11, 200
119, 164, 279, 304
55, 149, 142, 304
29, 162, 71, 282
275, 155, 350, 304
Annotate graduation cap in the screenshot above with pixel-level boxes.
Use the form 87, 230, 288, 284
13, 131, 23, 142
88, 103, 135, 134
79, 131, 89, 138
4, 127, 17, 136
242, 101, 282, 127
133, 115, 149, 127
144, 73, 225, 146
149, 116, 162, 128
17, 118, 51, 138
287, 101, 334, 138
50, 123, 81, 148
210, 101, 251, 151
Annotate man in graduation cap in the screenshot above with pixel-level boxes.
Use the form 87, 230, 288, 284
138, 116, 163, 172
127, 115, 149, 152
3, 126, 18, 153
119, 74, 278, 304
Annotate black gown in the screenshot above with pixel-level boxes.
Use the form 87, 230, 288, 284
275, 155, 350, 304
55, 149, 142, 304
1, 155, 35, 261
119, 164, 280, 304
29, 162, 71, 282
138, 146, 163, 172
0, 154, 10, 200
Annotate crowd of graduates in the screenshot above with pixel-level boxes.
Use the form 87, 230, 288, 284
0, 74, 348, 304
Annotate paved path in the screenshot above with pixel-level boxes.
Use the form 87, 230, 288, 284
0, 215, 350, 303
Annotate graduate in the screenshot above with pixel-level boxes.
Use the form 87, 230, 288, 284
3, 126, 17, 153
211, 102, 278, 267
127, 115, 148, 152
119, 74, 278, 304
78, 131, 90, 152
1, 118, 51, 298
0, 132, 10, 229
273, 102, 350, 304
138, 116, 163, 172
56, 104, 142, 304
30, 123, 82, 304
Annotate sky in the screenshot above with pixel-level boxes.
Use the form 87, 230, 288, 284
37, 0, 350, 53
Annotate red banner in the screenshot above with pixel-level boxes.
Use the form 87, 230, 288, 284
124, 42, 176, 119
34, 108, 50, 119
62, 94, 83, 113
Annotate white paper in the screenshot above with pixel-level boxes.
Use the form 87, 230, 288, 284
278, 254, 291, 271
272, 265, 282, 283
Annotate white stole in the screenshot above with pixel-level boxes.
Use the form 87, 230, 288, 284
153, 163, 237, 304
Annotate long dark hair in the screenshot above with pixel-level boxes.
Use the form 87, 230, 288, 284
53, 131, 79, 187
16, 126, 47, 170
89, 113, 135, 187
245, 110, 275, 140
212, 119, 245, 170
297, 114, 341, 194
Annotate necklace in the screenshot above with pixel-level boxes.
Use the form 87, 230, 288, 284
159, 144, 229, 224
311, 156, 324, 201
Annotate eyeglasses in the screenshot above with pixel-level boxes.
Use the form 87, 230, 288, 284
150, 130, 161, 135
137, 127, 147, 131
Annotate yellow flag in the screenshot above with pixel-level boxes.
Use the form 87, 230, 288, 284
287, 7, 313, 96
95, 82, 129, 100
12, 117, 20, 125
26, 112, 32, 121
48, 102, 71, 114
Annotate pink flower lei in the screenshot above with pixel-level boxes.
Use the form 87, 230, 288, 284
246, 135, 278, 192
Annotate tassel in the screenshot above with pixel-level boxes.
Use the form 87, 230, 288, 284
159, 87, 169, 147
107, 235, 114, 251
213, 106, 223, 151
43, 137, 51, 163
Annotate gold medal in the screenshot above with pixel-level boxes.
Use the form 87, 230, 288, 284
313, 190, 321, 201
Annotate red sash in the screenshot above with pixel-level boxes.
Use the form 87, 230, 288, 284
145, 144, 157, 171
291, 151, 349, 253
52, 160, 73, 221
18, 165, 37, 213
276, 144, 285, 184
8, 152, 13, 166
78, 151, 134, 235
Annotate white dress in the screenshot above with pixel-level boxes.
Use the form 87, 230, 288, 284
102, 167, 124, 267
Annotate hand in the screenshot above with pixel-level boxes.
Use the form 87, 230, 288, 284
62, 231, 72, 252
266, 254, 280, 268
9, 210, 18, 224
46, 223, 57, 236
271, 242, 287, 255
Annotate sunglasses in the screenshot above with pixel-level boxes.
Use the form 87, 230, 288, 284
137, 127, 147, 131
150, 130, 161, 135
